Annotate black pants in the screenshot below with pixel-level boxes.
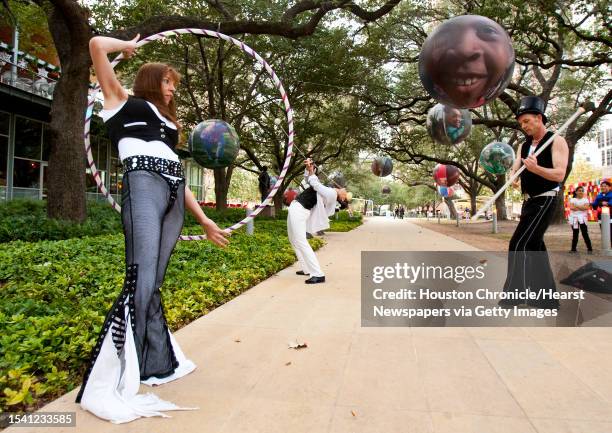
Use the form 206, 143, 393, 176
76, 170, 185, 403
571, 223, 592, 251
502, 196, 559, 308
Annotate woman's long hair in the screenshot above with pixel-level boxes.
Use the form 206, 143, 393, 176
133, 63, 180, 127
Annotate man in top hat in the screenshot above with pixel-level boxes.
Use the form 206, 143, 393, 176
499, 96, 569, 310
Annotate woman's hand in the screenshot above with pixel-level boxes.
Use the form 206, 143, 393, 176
202, 220, 230, 248
121, 34, 140, 59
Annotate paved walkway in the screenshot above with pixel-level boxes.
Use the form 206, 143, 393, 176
12, 218, 612, 433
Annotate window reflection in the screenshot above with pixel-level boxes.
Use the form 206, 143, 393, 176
13, 158, 40, 188
14, 117, 42, 159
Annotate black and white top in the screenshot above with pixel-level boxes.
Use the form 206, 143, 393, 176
100, 97, 179, 163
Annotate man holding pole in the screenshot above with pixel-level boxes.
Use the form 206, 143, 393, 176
499, 96, 569, 310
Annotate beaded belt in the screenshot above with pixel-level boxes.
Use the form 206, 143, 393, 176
122, 155, 185, 179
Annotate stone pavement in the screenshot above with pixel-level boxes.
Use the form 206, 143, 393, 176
11, 217, 612, 433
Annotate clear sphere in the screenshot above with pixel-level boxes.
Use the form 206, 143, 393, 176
479, 141, 515, 175
426, 103, 472, 145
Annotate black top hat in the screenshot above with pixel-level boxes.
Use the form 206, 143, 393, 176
516, 96, 547, 124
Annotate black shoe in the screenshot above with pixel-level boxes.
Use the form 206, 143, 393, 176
569, 250, 577, 254
305, 276, 325, 284
296, 271, 309, 276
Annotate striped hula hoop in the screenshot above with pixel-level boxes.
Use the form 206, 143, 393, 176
84, 28, 294, 241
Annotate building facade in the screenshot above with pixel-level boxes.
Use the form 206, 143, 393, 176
0, 43, 210, 204
598, 127, 612, 179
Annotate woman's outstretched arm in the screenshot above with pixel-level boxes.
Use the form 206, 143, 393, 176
184, 186, 230, 248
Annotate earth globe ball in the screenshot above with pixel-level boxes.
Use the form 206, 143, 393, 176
418, 15, 515, 108
189, 119, 240, 169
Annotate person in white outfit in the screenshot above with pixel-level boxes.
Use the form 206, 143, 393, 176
288, 159, 348, 284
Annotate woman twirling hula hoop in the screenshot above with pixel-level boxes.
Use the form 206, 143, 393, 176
76, 34, 229, 423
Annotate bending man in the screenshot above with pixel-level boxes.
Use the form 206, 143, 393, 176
288, 159, 348, 284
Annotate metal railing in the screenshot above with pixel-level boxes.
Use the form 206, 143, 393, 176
0, 59, 58, 99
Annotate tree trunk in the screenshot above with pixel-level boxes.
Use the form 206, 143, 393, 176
214, 168, 228, 211
44, 3, 92, 222
273, 191, 283, 216
444, 197, 457, 219
469, 192, 477, 216
495, 193, 507, 220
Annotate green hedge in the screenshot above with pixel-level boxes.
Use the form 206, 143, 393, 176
0, 200, 361, 242
0, 200, 362, 411
0, 221, 325, 412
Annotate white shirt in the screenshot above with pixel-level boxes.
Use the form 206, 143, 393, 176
304, 173, 338, 234
568, 197, 590, 228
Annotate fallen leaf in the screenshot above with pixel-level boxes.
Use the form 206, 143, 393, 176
479, 259, 488, 264
351, 410, 357, 417
234, 339, 241, 343
285, 361, 292, 366
288, 341, 308, 350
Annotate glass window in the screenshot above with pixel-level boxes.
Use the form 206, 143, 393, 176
110, 157, 122, 194
86, 168, 106, 193
14, 117, 42, 160
0, 111, 9, 136
90, 136, 99, 168
42, 124, 51, 161
0, 135, 7, 187
607, 130, 612, 148
13, 158, 41, 188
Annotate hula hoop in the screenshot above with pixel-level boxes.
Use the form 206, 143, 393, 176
84, 28, 294, 241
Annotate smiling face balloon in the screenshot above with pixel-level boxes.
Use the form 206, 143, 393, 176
426, 103, 472, 145
419, 15, 515, 109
